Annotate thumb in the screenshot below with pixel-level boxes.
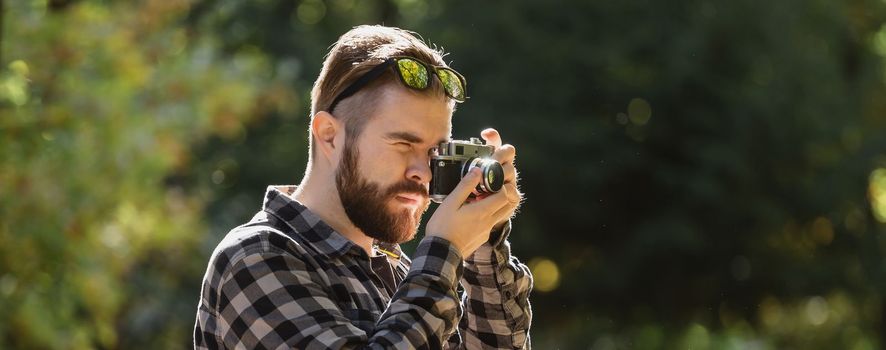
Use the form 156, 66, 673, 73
439, 168, 482, 210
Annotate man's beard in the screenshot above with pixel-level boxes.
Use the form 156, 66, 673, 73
335, 145, 430, 244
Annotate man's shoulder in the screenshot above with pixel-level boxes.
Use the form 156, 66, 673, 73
209, 212, 309, 273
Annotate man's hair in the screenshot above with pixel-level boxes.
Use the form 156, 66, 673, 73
309, 25, 453, 157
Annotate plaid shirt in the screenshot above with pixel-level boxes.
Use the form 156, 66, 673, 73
194, 186, 533, 349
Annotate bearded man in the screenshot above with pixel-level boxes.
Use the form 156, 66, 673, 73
194, 25, 532, 349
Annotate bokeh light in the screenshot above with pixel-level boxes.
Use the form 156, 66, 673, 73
869, 168, 886, 222
627, 98, 652, 126
805, 296, 829, 326
528, 257, 560, 292
811, 217, 834, 245
1, 60, 31, 106
296, 0, 327, 25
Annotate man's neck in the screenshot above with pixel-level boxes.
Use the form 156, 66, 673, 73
293, 171, 374, 255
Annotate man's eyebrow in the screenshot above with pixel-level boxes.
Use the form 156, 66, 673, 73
385, 131, 448, 146
385, 131, 423, 143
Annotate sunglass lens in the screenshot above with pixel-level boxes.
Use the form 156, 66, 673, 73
436, 68, 465, 101
397, 59, 429, 89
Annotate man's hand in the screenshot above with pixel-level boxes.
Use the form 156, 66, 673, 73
478, 128, 523, 231
426, 128, 522, 257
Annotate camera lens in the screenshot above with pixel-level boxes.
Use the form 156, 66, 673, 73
463, 158, 504, 193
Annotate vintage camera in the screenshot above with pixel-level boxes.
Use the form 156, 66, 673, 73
429, 137, 504, 203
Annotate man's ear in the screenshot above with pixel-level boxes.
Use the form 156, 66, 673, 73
311, 111, 341, 163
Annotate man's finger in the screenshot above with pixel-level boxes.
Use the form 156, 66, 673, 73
502, 163, 517, 184
438, 168, 482, 210
491, 183, 522, 222
467, 188, 510, 214
481, 128, 502, 149
492, 144, 516, 166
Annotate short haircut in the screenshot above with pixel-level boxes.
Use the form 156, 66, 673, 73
309, 25, 453, 156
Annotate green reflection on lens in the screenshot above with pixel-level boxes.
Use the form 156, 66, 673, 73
437, 68, 465, 100
397, 59, 428, 89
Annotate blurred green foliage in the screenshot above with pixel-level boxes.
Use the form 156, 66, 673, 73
3, 0, 886, 349
1, 0, 293, 348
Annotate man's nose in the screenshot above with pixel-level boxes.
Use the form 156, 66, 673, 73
405, 155, 432, 184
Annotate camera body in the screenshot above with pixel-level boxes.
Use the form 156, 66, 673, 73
429, 137, 504, 203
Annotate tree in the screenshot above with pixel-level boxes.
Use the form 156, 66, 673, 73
0, 0, 292, 347
3, 0, 886, 348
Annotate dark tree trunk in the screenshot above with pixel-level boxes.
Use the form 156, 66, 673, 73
0, 0, 4, 64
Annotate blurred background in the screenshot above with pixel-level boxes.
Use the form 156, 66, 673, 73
3, 0, 886, 349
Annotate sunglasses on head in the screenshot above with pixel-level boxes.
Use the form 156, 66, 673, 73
327, 56, 467, 113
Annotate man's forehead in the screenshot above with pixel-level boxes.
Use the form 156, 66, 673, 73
384, 130, 450, 146
374, 116, 451, 144
365, 86, 453, 143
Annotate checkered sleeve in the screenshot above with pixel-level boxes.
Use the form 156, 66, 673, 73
448, 221, 534, 349
206, 233, 465, 349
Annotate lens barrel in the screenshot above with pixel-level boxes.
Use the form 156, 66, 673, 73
463, 158, 504, 194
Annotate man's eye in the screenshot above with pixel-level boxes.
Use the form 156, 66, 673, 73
428, 147, 439, 156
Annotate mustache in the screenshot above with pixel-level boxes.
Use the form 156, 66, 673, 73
384, 180, 428, 199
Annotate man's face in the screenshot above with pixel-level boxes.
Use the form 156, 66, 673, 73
335, 85, 453, 244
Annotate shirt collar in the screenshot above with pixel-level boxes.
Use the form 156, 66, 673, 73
261, 185, 403, 262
